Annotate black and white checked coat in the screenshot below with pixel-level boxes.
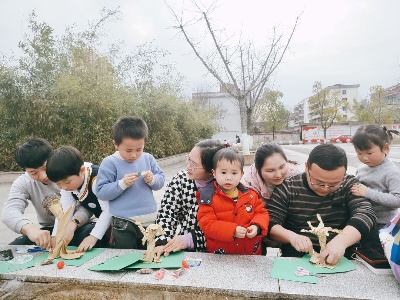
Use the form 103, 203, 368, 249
156, 170, 206, 251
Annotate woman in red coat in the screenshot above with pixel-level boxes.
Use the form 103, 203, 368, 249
197, 148, 270, 255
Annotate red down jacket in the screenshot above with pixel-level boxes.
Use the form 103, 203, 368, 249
197, 181, 270, 255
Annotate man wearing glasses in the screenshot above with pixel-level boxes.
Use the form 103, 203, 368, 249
267, 143, 377, 266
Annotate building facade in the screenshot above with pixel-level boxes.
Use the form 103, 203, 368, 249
192, 90, 241, 144
383, 83, 400, 105
292, 83, 360, 127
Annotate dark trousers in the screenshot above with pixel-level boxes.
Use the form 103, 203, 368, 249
9, 222, 107, 248
109, 216, 145, 249
359, 226, 385, 255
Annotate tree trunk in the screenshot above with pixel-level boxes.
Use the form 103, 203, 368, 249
239, 99, 247, 133
272, 125, 275, 140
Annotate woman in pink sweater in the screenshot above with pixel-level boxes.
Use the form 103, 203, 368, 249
241, 142, 300, 204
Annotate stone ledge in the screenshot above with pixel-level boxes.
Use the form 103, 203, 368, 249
0, 247, 398, 299
0, 172, 23, 184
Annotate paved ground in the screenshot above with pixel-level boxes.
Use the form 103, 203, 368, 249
1, 142, 399, 244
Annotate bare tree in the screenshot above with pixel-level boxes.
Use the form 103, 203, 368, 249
167, 1, 300, 134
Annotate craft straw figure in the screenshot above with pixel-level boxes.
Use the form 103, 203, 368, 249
301, 214, 343, 268
135, 222, 165, 263
43, 194, 84, 261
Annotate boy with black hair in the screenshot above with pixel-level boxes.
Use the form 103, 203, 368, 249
1, 138, 91, 248
46, 146, 111, 252
96, 116, 165, 249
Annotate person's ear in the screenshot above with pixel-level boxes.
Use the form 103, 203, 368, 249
305, 162, 308, 173
113, 140, 118, 149
383, 143, 390, 155
212, 169, 216, 177
79, 166, 85, 176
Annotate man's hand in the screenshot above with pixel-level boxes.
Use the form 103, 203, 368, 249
234, 226, 247, 238
246, 225, 258, 238
21, 224, 52, 249
350, 183, 367, 197
319, 239, 346, 266
77, 235, 98, 252
163, 235, 185, 254
289, 233, 314, 254
319, 225, 361, 266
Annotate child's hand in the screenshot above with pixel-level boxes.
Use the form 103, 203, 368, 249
246, 225, 258, 238
350, 183, 367, 197
123, 173, 139, 187
234, 226, 247, 239
142, 171, 154, 185
77, 235, 98, 252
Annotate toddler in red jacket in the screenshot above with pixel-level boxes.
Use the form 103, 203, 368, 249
197, 148, 270, 255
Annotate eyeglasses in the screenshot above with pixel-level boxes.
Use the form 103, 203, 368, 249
186, 155, 204, 172
307, 171, 343, 191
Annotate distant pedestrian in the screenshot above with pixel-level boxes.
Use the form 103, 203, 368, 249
235, 135, 241, 144
224, 139, 230, 147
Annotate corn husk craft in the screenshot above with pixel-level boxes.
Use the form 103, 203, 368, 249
43, 194, 85, 262
135, 222, 165, 263
301, 214, 344, 269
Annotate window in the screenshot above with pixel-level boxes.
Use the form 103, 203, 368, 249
342, 90, 347, 95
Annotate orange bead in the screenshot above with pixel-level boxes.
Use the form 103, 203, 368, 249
57, 260, 65, 269
182, 260, 189, 269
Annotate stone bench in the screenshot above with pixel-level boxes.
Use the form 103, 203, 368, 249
1, 246, 399, 299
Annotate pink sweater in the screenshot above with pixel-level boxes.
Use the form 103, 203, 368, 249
241, 162, 300, 202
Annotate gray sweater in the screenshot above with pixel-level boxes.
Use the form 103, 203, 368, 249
1, 173, 91, 234
356, 156, 400, 225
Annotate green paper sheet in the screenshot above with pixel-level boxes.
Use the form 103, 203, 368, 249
0, 253, 47, 275
52, 247, 105, 266
90, 251, 185, 272
125, 251, 184, 269
90, 253, 143, 271
297, 254, 356, 274
270, 259, 317, 284
270, 255, 357, 284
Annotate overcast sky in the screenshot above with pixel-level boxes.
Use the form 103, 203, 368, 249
1, 0, 400, 109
